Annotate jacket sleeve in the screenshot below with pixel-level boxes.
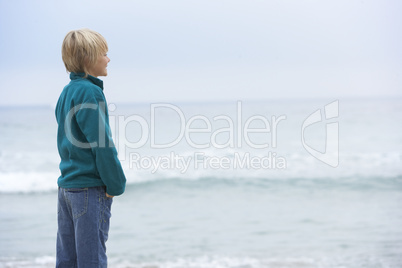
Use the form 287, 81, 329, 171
74, 87, 126, 196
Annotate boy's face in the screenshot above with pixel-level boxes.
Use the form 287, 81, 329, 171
88, 53, 110, 77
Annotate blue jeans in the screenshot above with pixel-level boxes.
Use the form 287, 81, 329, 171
56, 186, 113, 268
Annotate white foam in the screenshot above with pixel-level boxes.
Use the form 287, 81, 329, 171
0, 255, 395, 268
0, 256, 55, 268
0, 171, 58, 193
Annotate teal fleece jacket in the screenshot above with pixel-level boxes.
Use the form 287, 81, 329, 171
55, 73, 126, 196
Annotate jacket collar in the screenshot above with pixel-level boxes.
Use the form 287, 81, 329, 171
70, 72, 104, 90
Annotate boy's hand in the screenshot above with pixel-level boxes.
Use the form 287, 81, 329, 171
106, 193, 114, 198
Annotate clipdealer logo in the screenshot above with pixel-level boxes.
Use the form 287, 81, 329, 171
63, 100, 339, 172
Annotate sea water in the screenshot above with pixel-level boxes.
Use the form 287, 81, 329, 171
0, 98, 401, 267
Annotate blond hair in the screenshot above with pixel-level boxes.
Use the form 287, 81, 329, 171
61, 29, 108, 76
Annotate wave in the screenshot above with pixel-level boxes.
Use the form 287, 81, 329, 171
1, 148, 400, 194
1, 169, 401, 194
0, 171, 59, 193
0, 254, 400, 268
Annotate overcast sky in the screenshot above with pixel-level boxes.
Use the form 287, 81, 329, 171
0, 0, 401, 106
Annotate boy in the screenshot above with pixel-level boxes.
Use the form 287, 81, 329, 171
55, 29, 126, 268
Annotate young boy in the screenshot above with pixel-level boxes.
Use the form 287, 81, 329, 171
55, 29, 126, 268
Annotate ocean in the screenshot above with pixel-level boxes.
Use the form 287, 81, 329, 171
0, 98, 401, 268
